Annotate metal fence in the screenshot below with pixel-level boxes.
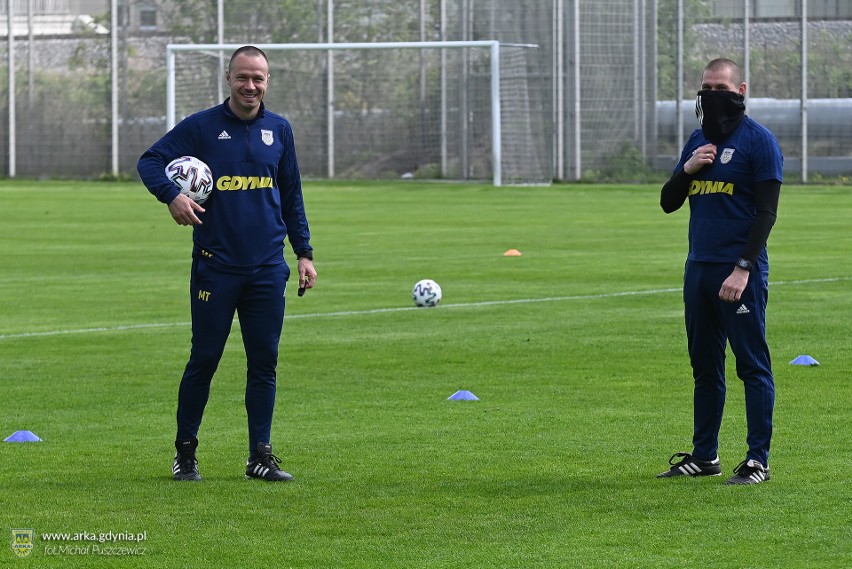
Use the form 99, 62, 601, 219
0, 0, 849, 183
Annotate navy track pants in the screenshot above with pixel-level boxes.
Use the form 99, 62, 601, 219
683, 259, 774, 466
176, 258, 289, 454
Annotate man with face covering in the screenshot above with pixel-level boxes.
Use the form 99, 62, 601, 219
657, 58, 783, 485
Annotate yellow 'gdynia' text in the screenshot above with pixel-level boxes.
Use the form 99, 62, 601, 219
216, 176, 274, 191
689, 180, 734, 196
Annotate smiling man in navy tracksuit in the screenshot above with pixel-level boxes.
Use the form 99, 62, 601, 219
138, 46, 316, 482
657, 58, 782, 485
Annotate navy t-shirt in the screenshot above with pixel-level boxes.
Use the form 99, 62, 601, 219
674, 116, 783, 264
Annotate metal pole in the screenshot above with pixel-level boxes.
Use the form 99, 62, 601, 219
650, 0, 658, 167
460, 0, 469, 179
26, 0, 32, 116
217, 0, 224, 103
111, 0, 119, 176
167, 48, 175, 130
419, 0, 426, 103
168, 42, 518, 54
326, 0, 334, 178
26, 0, 32, 175
801, 0, 808, 183
555, 0, 564, 180
573, 0, 580, 180
491, 42, 501, 186
317, 0, 323, 42
440, 0, 447, 178
633, 0, 640, 141
676, 0, 683, 152
643, 0, 650, 158
744, 0, 750, 107
8, 0, 16, 177
638, 0, 647, 158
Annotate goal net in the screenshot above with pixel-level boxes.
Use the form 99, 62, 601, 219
167, 42, 550, 185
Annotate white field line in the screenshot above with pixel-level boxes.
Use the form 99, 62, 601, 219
0, 276, 847, 341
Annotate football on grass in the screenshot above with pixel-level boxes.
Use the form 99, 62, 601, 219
165, 156, 214, 204
412, 279, 442, 307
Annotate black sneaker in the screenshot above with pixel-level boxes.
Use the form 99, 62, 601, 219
656, 452, 722, 478
245, 443, 294, 482
173, 438, 202, 481
725, 459, 770, 485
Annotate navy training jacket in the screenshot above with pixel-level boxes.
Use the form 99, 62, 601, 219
137, 99, 312, 271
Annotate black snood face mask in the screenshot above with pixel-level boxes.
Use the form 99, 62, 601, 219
695, 89, 746, 142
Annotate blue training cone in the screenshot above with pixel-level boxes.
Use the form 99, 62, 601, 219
448, 390, 479, 401
790, 355, 819, 366
4, 430, 43, 442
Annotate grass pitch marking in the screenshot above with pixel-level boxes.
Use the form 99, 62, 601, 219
0, 277, 847, 341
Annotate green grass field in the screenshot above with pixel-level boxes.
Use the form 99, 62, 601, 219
1, 179, 850, 568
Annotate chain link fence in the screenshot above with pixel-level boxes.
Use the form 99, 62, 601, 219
0, 0, 848, 182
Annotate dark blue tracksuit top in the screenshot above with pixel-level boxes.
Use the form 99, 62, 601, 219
137, 99, 311, 271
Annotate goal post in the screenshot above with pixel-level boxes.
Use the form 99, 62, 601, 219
166, 41, 549, 186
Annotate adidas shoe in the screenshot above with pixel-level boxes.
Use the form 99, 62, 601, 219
173, 438, 202, 481
245, 443, 294, 482
725, 459, 770, 485
656, 452, 722, 478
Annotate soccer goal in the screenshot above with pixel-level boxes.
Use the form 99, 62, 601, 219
166, 41, 550, 186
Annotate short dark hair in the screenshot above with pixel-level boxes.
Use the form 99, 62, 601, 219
228, 46, 269, 71
704, 58, 742, 85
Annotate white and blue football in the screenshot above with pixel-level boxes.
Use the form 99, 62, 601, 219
166, 156, 214, 204
412, 279, 442, 308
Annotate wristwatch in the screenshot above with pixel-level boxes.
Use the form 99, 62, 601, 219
735, 258, 753, 271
